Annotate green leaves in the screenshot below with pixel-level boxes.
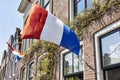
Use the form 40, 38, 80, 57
71, 0, 120, 36
36, 53, 54, 80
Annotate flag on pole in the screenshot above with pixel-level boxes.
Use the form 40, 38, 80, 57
21, 4, 80, 55
6, 42, 25, 61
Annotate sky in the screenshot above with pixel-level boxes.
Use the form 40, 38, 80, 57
0, 0, 23, 64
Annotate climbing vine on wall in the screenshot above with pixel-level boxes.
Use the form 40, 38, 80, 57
36, 52, 54, 80
21, 40, 58, 63
71, 0, 120, 38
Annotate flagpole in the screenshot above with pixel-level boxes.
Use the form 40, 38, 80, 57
78, 55, 95, 71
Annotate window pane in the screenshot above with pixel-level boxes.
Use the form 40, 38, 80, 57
87, 0, 93, 8
64, 50, 83, 75
65, 75, 83, 80
100, 29, 120, 66
64, 53, 73, 75
74, 0, 84, 16
73, 52, 83, 72
66, 77, 74, 80
105, 67, 120, 80
43, 0, 49, 7
74, 54, 79, 72
74, 75, 83, 80
45, 3, 49, 11
29, 62, 34, 79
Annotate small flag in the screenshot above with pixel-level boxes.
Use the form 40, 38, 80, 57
16, 56, 22, 61
21, 4, 80, 55
6, 42, 25, 61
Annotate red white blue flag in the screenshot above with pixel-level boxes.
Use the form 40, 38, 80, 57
21, 4, 80, 55
6, 42, 25, 61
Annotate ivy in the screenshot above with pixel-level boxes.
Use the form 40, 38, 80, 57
36, 53, 54, 80
71, 0, 120, 37
21, 40, 58, 63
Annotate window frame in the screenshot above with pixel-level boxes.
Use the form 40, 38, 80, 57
74, 0, 93, 16
60, 42, 84, 80
94, 20, 120, 80
100, 28, 120, 80
20, 66, 26, 80
28, 60, 34, 80
41, 0, 50, 8
36, 53, 48, 76
99, 28, 120, 69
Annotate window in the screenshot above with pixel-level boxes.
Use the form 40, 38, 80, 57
99, 28, 120, 80
43, 0, 49, 7
74, 0, 93, 16
28, 61, 34, 80
62, 46, 83, 80
36, 53, 47, 78
40, 0, 49, 9
100, 29, 120, 67
95, 20, 120, 80
21, 67, 26, 80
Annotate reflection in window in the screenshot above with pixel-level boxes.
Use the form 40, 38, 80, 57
74, 0, 93, 16
100, 29, 120, 66
63, 46, 83, 75
64, 53, 73, 74
28, 62, 34, 80
42, 0, 49, 8
44, 0, 49, 6
74, 53, 83, 72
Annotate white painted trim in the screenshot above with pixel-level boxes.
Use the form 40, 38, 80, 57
27, 60, 35, 80
70, 0, 74, 21
95, 20, 120, 80
37, 52, 48, 60
20, 66, 26, 80
60, 41, 83, 80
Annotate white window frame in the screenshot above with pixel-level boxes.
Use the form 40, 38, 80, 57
94, 20, 120, 80
28, 60, 34, 80
37, 53, 48, 76
20, 66, 26, 80
70, 0, 74, 21
69, 0, 97, 20
60, 41, 84, 80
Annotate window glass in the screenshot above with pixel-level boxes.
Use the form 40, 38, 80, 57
29, 62, 34, 80
74, 0, 93, 16
87, 0, 93, 8
42, 0, 49, 7
64, 53, 73, 75
45, 3, 50, 11
66, 77, 74, 80
100, 29, 120, 66
65, 75, 83, 80
74, 0, 84, 16
64, 46, 83, 75
74, 49, 83, 72
105, 67, 120, 80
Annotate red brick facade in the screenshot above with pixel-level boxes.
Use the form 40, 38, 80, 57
16, 0, 120, 80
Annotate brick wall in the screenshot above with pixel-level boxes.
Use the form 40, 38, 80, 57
51, 0, 69, 23
83, 5, 120, 80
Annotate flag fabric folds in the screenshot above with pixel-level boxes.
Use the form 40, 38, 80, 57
21, 4, 80, 55
6, 42, 24, 61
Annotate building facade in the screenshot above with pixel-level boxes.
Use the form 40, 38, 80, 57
0, 28, 22, 80
18, 0, 120, 80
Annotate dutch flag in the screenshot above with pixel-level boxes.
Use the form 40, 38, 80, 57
21, 4, 80, 55
6, 42, 25, 61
